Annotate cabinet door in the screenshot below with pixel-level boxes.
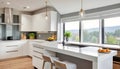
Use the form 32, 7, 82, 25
32, 55, 43, 69
5, 45, 21, 58
21, 41, 29, 56
50, 11, 57, 31
113, 63, 120, 69
13, 15, 20, 23
21, 14, 32, 31
32, 12, 50, 31
0, 45, 6, 59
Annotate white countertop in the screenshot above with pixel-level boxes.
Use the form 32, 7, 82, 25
0, 39, 120, 49
32, 41, 117, 62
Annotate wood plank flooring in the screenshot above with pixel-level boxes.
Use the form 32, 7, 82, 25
0, 56, 119, 69
0, 57, 34, 69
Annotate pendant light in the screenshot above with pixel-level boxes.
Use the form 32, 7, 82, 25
45, 0, 48, 20
80, 0, 85, 17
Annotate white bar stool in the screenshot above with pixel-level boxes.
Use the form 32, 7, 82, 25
54, 60, 77, 69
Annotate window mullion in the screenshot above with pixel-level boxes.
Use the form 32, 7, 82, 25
79, 21, 81, 42
101, 19, 104, 44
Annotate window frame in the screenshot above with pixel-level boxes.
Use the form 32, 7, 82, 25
63, 16, 120, 46
63, 21, 80, 42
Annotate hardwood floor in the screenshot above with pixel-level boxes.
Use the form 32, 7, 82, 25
0, 56, 119, 69
0, 57, 34, 69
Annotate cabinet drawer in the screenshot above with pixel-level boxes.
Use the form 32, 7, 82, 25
32, 56, 43, 69
33, 46, 44, 53
5, 45, 19, 51
6, 50, 19, 58
117, 51, 120, 57
113, 62, 120, 69
33, 50, 43, 59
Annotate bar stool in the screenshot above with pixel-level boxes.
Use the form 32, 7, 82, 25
42, 55, 58, 69
54, 60, 76, 69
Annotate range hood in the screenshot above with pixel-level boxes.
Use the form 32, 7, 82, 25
4, 8, 13, 24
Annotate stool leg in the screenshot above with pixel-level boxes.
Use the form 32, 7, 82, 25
34, 67, 37, 69
51, 63, 53, 69
42, 61, 45, 69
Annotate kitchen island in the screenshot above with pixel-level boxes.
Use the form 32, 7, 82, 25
32, 41, 117, 69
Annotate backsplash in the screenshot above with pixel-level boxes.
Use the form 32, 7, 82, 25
37, 31, 57, 40
20, 31, 57, 40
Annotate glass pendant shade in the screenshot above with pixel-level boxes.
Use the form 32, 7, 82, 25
45, 15, 48, 20
80, 8, 84, 17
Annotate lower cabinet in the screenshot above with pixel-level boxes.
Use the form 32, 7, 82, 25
113, 62, 120, 69
32, 55, 43, 69
5, 45, 22, 58
32, 44, 56, 69
0, 41, 29, 60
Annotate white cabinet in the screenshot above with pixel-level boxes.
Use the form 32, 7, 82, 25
20, 40, 29, 56
21, 14, 32, 31
32, 44, 44, 69
32, 43, 56, 69
0, 44, 6, 59
0, 41, 29, 60
32, 11, 57, 31
21, 11, 57, 31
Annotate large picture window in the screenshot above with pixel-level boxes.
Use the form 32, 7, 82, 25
63, 16, 120, 46
82, 20, 100, 43
65, 21, 80, 42
104, 17, 120, 45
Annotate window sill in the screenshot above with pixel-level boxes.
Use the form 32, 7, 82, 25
65, 41, 120, 50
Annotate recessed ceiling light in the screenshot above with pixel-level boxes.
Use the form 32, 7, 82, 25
23, 6, 30, 9
6, 2, 10, 5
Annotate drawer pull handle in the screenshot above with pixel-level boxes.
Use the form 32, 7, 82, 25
33, 45, 44, 49
33, 50, 43, 54
6, 45, 18, 47
6, 50, 18, 53
33, 55, 43, 60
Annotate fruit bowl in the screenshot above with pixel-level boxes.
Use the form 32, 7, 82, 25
46, 39, 54, 41
98, 48, 111, 53
46, 37, 55, 41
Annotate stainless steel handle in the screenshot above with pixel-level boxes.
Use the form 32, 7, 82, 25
33, 55, 43, 60
33, 50, 43, 54
6, 50, 18, 53
33, 45, 44, 49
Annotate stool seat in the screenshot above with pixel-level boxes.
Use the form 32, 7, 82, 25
63, 61, 76, 69
54, 60, 76, 69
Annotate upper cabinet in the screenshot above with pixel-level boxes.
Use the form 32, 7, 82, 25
21, 14, 32, 31
0, 8, 21, 24
32, 11, 57, 31
21, 11, 58, 31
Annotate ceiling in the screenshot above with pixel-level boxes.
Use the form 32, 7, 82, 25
0, 0, 120, 14
0, 0, 52, 12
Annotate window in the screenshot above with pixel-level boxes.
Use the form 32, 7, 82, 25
104, 17, 120, 45
65, 21, 79, 42
82, 19, 100, 43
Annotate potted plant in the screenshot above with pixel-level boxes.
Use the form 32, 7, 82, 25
64, 31, 72, 42
29, 33, 35, 39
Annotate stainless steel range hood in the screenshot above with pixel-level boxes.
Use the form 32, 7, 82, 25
4, 8, 13, 24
